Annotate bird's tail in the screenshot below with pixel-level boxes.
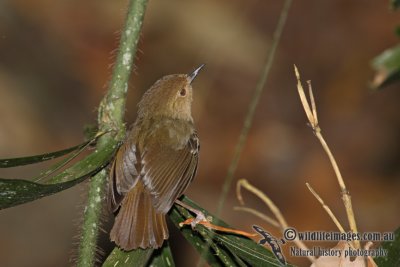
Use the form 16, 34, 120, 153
110, 181, 168, 250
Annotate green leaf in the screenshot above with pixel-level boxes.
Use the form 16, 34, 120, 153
374, 228, 400, 267
101, 195, 287, 266
83, 123, 99, 141
101, 240, 175, 267
395, 26, 400, 37
391, 0, 400, 10
33, 140, 93, 182
169, 196, 288, 267
169, 206, 224, 267
203, 234, 246, 267
102, 247, 154, 267
371, 44, 400, 89
0, 141, 90, 168
47, 137, 118, 184
0, 136, 118, 210
146, 242, 175, 267
0, 175, 89, 210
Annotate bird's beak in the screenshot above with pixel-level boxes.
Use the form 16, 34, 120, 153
188, 64, 205, 84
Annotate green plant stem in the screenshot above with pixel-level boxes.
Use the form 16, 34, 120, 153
77, 169, 107, 266
97, 0, 148, 137
197, 1, 292, 266
77, 0, 149, 266
216, 0, 293, 216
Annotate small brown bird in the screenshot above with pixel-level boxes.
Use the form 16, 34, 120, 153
109, 65, 204, 250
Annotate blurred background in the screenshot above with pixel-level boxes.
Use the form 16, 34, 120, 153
0, 0, 399, 266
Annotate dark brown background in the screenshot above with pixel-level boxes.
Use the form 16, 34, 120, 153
0, 1, 399, 266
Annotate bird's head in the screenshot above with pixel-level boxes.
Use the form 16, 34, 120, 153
137, 64, 204, 121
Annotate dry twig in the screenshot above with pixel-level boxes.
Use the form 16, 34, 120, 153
294, 65, 360, 249
233, 206, 280, 228
236, 179, 316, 262
306, 183, 346, 234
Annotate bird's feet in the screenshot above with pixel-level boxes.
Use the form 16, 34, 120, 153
175, 199, 257, 238
175, 199, 208, 229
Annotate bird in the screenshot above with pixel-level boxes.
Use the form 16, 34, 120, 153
108, 65, 204, 250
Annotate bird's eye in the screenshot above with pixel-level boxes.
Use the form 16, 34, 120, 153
179, 88, 186, 96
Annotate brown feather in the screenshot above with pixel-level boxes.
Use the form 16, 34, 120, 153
110, 181, 168, 250
108, 132, 198, 249
141, 133, 199, 213
108, 71, 202, 250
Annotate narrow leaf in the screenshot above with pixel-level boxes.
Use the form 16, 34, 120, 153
202, 233, 244, 267
47, 138, 118, 184
0, 175, 89, 210
34, 140, 93, 182
0, 138, 118, 210
102, 247, 154, 267
170, 196, 287, 267
147, 242, 176, 267
0, 141, 90, 168
371, 45, 400, 89
391, 0, 400, 10
374, 228, 400, 267
169, 205, 225, 267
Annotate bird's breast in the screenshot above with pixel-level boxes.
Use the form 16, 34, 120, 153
135, 116, 195, 151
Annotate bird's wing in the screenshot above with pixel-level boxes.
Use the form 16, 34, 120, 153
108, 141, 141, 213
141, 132, 199, 213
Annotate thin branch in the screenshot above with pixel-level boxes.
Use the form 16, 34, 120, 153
307, 80, 318, 123
306, 183, 358, 250
294, 65, 360, 249
306, 183, 345, 234
294, 67, 315, 127
216, 0, 293, 215
236, 179, 315, 263
233, 206, 280, 228
236, 179, 288, 229
77, 0, 149, 266
196, 2, 293, 266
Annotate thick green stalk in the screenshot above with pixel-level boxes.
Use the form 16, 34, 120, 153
77, 0, 149, 266
77, 169, 108, 267
98, 0, 148, 137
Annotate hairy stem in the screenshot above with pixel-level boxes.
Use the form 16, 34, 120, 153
97, 0, 148, 138
77, 169, 108, 266
77, 0, 149, 266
